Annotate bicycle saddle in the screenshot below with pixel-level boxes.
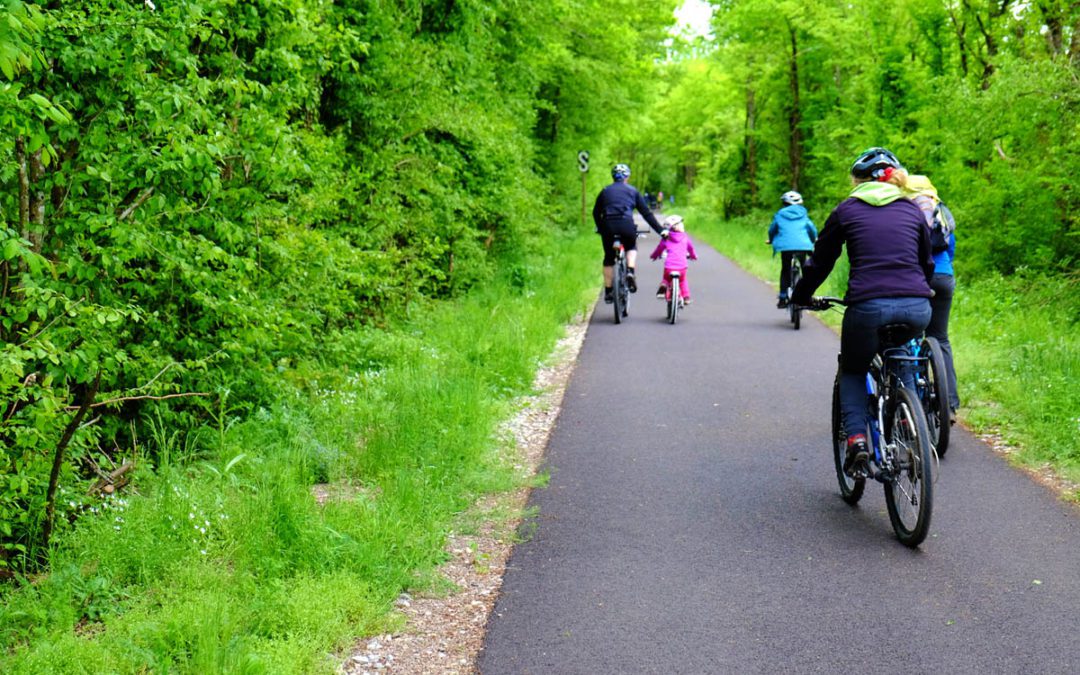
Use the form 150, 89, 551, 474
877, 323, 920, 349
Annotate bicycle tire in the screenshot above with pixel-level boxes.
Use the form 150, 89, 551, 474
832, 373, 865, 504
668, 274, 680, 325
883, 387, 934, 547
921, 337, 951, 457
619, 263, 630, 318
789, 259, 802, 330
612, 257, 624, 324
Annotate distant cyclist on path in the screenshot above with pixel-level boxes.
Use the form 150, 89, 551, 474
593, 163, 665, 304
767, 190, 817, 308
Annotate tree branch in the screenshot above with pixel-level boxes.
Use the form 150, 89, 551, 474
116, 187, 155, 222
64, 391, 211, 410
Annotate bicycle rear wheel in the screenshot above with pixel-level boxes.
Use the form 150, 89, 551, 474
920, 337, 951, 457
789, 260, 802, 330
612, 258, 624, 324
832, 373, 865, 504
618, 263, 630, 319
883, 387, 934, 547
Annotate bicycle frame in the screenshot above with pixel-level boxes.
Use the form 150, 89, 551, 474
866, 348, 926, 479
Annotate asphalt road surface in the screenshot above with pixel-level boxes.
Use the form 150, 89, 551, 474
478, 237, 1080, 674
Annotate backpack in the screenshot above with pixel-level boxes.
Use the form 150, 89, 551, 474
930, 202, 955, 254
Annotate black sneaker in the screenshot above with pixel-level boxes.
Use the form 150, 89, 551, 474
604, 288, 614, 304
777, 295, 789, 309
655, 285, 666, 299
844, 435, 870, 478
626, 272, 637, 293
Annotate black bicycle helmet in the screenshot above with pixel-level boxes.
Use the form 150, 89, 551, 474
850, 147, 902, 180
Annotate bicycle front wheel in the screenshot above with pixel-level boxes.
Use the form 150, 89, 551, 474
832, 373, 865, 504
883, 387, 933, 547
668, 276, 679, 325
921, 337, 951, 457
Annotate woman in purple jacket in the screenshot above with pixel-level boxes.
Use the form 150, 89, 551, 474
791, 148, 935, 477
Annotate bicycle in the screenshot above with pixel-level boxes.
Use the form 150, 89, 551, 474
609, 231, 651, 324
768, 246, 808, 330
807, 296, 935, 547
665, 271, 683, 325
912, 336, 951, 457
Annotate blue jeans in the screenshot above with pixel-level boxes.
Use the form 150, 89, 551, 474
839, 297, 932, 439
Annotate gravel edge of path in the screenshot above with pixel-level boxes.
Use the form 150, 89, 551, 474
341, 306, 594, 675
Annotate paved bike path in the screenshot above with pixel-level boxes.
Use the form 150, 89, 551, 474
478, 237, 1080, 673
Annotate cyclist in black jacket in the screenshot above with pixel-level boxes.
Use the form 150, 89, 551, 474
593, 163, 665, 303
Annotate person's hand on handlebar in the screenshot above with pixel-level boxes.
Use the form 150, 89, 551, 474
660, 228, 670, 239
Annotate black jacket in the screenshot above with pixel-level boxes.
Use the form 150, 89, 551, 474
592, 181, 663, 235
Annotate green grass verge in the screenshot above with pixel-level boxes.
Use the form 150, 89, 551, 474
685, 206, 1080, 492
0, 229, 598, 673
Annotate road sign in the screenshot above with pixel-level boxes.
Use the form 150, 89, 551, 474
578, 151, 589, 173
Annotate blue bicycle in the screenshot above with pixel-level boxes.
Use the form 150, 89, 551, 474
809, 297, 935, 547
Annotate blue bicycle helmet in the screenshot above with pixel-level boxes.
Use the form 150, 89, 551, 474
850, 147, 902, 180
612, 163, 631, 180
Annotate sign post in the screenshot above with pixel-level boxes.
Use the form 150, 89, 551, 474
578, 150, 589, 229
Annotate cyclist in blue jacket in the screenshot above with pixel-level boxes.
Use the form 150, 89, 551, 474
767, 190, 817, 308
593, 164, 665, 303
792, 148, 934, 477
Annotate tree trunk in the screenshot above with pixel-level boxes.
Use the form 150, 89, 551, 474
42, 372, 101, 552
947, 9, 969, 77
744, 83, 758, 207
1069, 14, 1080, 66
28, 148, 46, 254
1037, 2, 1064, 56
16, 138, 30, 238
787, 23, 802, 191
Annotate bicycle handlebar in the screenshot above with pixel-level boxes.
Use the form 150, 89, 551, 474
800, 296, 846, 311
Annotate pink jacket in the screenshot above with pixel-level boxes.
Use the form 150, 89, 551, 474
650, 231, 697, 269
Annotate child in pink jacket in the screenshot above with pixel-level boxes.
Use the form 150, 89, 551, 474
650, 214, 698, 303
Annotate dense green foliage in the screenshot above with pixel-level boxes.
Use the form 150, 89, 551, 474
621, 0, 1080, 277
2, 0, 1078, 669
0, 229, 598, 672
0, 0, 675, 571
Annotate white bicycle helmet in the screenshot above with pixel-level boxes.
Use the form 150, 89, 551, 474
781, 191, 803, 206
611, 163, 631, 180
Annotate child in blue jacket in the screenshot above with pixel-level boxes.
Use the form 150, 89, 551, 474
767, 191, 818, 307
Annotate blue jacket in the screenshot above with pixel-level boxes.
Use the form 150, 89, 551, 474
933, 233, 955, 276
768, 205, 817, 253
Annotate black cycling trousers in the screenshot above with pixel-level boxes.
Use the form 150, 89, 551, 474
599, 221, 638, 266
778, 251, 809, 294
